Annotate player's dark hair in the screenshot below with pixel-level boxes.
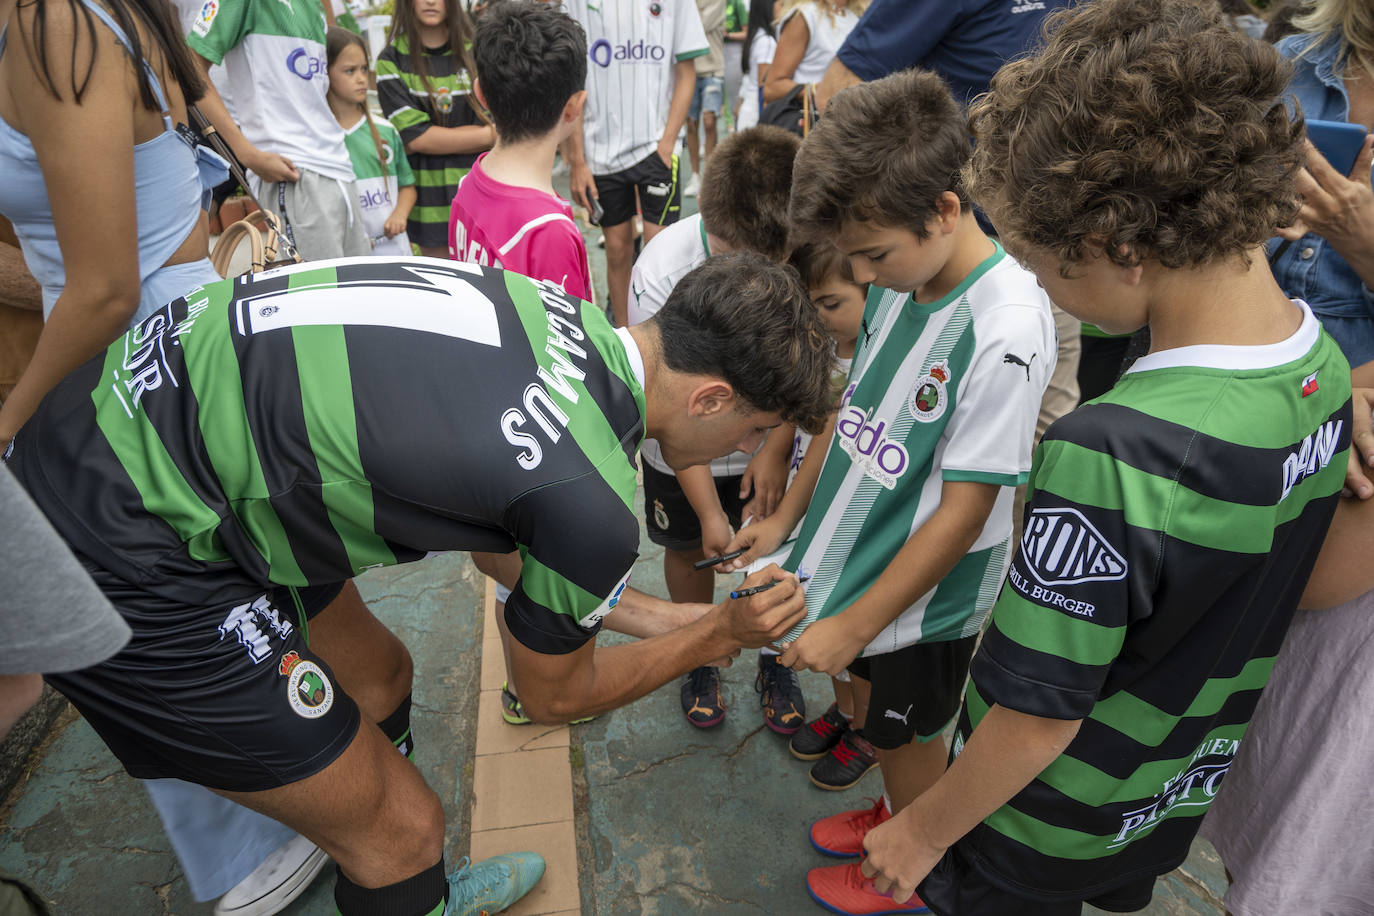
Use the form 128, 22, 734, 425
789, 68, 970, 243
788, 238, 856, 291
699, 126, 801, 260
473, 0, 587, 144
19, 0, 205, 108
966, 0, 1303, 269
650, 252, 835, 434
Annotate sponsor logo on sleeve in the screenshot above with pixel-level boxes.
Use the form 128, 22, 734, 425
581, 573, 631, 629
1008, 508, 1127, 619
192, 0, 218, 36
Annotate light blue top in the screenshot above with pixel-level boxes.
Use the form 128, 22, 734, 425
1273, 32, 1374, 367
0, 0, 228, 322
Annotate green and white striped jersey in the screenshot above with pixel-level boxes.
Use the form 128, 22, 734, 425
784, 243, 1056, 652
958, 300, 1350, 900
9, 258, 646, 655
187, 0, 353, 182
343, 117, 414, 257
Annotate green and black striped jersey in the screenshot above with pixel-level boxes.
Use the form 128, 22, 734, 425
954, 302, 1350, 900
9, 258, 645, 655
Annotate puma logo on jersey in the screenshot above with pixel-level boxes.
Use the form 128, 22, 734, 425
1281, 419, 1343, 501
1003, 351, 1036, 381
884, 704, 913, 725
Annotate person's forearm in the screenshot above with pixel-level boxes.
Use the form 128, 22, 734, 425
560, 121, 586, 168
406, 124, 495, 157
814, 56, 861, 111
601, 586, 704, 637
677, 463, 727, 524
836, 484, 997, 641
900, 704, 1081, 848
779, 414, 834, 524
394, 185, 417, 223
193, 63, 256, 165
660, 59, 698, 151
0, 285, 139, 441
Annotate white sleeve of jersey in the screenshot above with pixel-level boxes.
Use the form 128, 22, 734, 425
673, 0, 710, 59
941, 298, 1057, 485
628, 252, 672, 325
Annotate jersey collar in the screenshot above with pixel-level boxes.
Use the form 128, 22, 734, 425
613, 326, 647, 390
1124, 299, 1319, 375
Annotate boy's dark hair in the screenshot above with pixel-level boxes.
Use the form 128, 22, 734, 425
788, 239, 855, 291
650, 252, 835, 434
966, 0, 1304, 270
789, 69, 969, 243
699, 126, 801, 260
473, 1, 587, 144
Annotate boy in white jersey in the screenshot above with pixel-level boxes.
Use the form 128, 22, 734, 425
628, 126, 804, 732
188, 0, 371, 259
562, 0, 709, 326
721, 70, 1055, 915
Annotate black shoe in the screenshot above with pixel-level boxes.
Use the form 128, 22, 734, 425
680, 666, 725, 728
756, 654, 806, 735
790, 702, 850, 760
810, 729, 878, 790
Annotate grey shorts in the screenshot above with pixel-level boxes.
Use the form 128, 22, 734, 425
255, 168, 370, 262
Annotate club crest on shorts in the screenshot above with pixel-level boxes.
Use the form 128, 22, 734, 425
286, 658, 334, 719
908, 360, 951, 422
653, 499, 670, 530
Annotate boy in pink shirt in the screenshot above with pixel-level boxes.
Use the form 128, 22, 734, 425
449, 0, 591, 301
453, 0, 593, 724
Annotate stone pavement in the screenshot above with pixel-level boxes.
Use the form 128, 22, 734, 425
0, 168, 1228, 916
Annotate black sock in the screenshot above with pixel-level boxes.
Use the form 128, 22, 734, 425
334, 857, 446, 916
378, 693, 414, 760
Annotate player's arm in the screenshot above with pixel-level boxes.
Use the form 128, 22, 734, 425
861, 705, 1082, 905
559, 117, 597, 212
403, 122, 496, 156
677, 464, 733, 557
740, 422, 795, 520
506, 568, 805, 722
778, 480, 1000, 675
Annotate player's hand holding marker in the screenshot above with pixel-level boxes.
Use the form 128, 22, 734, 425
716, 564, 807, 649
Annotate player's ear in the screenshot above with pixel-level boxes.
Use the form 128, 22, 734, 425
564, 90, 587, 123
473, 77, 489, 112
686, 380, 734, 418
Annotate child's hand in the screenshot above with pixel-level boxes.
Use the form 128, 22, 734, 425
860, 807, 946, 907
244, 148, 300, 184
718, 517, 786, 572
1344, 387, 1374, 499
740, 450, 788, 520
700, 511, 733, 560
383, 211, 407, 238
777, 615, 865, 677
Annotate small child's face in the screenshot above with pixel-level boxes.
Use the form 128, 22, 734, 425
328, 43, 370, 106
834, 218, 950, 295
810, 275, 866, 350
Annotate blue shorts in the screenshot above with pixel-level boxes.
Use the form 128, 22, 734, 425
689, 74, 725, 121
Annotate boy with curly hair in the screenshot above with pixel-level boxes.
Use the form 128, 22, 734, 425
859, 2, 1354, 913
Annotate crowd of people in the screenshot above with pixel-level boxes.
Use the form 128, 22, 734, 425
1, 0, 1373, 915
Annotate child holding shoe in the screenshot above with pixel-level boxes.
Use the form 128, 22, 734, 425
721, 68, 1055, 915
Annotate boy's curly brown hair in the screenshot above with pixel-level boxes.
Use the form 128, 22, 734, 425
966, 0, 1306, 270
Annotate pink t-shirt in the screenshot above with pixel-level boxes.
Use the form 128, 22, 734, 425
448, 153, 592, 301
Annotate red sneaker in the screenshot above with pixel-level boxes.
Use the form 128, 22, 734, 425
806, 861, 929, 914
809, 798, 892, 858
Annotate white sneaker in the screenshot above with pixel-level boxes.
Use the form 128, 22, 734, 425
214, 834, 330, 916
683, 174, 701, 197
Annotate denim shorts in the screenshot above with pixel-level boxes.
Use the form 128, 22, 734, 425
689, 74, 725, 120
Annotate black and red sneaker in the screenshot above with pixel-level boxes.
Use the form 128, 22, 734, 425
790, 702, 851, 760
809, 729, 878, 790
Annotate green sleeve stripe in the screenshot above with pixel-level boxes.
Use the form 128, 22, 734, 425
989, 592, 1125, 667
676, 48, 709, 61
503, 272, 634, 513
291, 323, 397, 574
1038, 439, 1344, 554
1091, 655, 1275, 745
93, 340, 229, 564
180, 287, 305, 583
387, 107, 430, 131
411, 204, 459, 224
520, 553, 601, 622
413, 167, 474, 188
943, 468, 1026, 486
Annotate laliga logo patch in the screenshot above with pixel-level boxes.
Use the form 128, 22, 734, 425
581, 574, 631, 629
192, 0, 217, 36
908, 361, 951, 423
284, 654, 335, 718
1019, 507, 1127, 587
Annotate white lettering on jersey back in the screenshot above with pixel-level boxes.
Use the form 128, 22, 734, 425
1281, 419, 1343, 501
235, 262, 499, 347
1019, 507, 1127, 587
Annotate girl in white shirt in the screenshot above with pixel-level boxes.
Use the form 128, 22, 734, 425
736, 0, 780, 129
762, 0, 866, 103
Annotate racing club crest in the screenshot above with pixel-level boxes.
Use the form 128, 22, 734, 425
909, 360, 951, 422
434, 86, 454, 114
284, 655, 335, 719
649, 1, 662, 15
